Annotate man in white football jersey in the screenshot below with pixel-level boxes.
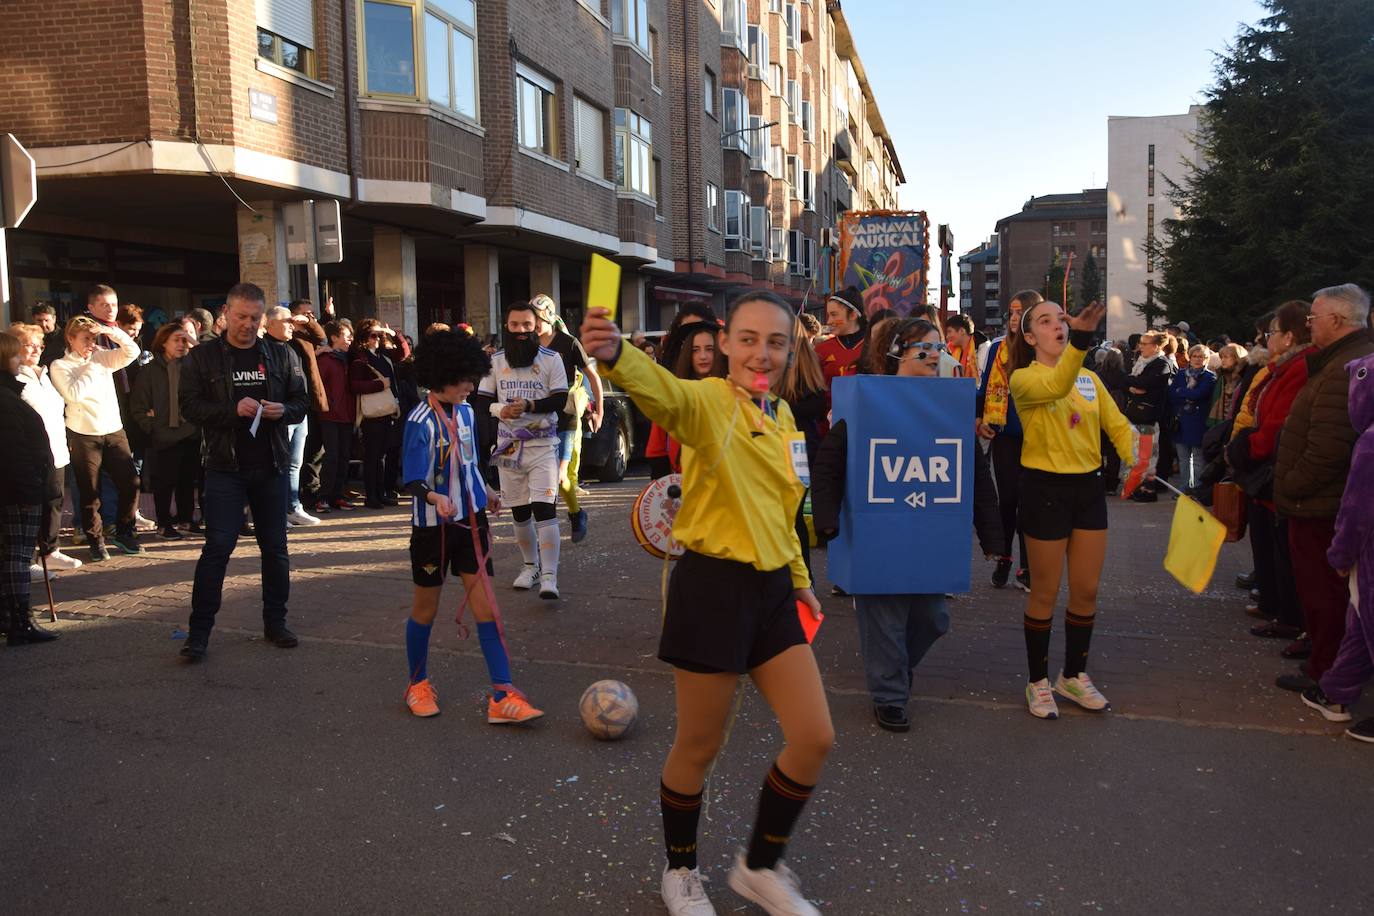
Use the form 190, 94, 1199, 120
476, 302, 569, 598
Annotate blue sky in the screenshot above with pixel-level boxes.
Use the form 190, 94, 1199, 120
844, 0, 1267, 256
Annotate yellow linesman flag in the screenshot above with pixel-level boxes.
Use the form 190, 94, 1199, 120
588, 253, 621, 325
1164, 495, 1228, 593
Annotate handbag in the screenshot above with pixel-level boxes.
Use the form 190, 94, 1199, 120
1125, 395, 1159, 426
357, 364, 399, 422
1211, 480, 1248, 542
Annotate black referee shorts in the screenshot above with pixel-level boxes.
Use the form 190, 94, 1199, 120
1017, 468, 1109, 541
409, 513, 493, 587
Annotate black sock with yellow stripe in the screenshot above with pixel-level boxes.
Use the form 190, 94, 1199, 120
745, 762, 815, 870
1024, 614, 1052, 682
660, 782, 703, 870
1063, 611, 1096, 677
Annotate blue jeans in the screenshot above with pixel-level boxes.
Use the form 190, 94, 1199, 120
286, 417, 309, 513
189, 466, 290, 637
1175, 442, 1204, 490
853, 594, 950, 707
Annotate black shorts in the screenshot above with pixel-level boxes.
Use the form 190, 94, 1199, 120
409, 513, 493, 587
658, 551, 806, 674
1018, 469, 1108, 540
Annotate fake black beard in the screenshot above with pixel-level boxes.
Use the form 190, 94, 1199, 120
503, 330, 538, 368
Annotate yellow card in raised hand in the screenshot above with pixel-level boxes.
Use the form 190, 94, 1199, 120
588, 253, 621, 324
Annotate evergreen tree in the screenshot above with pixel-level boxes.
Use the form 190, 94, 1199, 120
1157, 0, 1374, 338
1080, 252, 1103, 306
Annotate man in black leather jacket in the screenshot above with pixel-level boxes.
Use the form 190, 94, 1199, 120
177, 282, 309, 660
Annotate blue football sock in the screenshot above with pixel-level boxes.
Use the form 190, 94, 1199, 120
477, 621, 511, 699
406, 619, 432, 684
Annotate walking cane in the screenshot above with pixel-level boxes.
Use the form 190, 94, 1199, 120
39, 552, 57, 623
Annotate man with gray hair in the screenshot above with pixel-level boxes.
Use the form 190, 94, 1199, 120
1274, 283, 1374, 698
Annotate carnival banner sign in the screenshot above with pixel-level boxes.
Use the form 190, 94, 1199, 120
836, 210, 930, 319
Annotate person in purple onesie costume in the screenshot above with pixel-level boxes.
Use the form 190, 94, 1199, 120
1300, 352, 1374, 742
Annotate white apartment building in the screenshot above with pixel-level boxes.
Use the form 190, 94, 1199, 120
1105, 105, 1202, 336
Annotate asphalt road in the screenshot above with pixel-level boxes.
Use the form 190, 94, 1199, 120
3, 475, 1371, 915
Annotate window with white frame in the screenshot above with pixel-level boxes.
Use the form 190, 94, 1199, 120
257, 0, 316, 76
785, 4, 799, 48
804, 238, 817, 278
768, 0, 782, 13
725, 190, 749, 251
721, 88, 749, 151
769, 63, 783, 96
517, 65, 558, 156
802, 168, 814, 209
574, 97, 606, 178
362, 0, 417, 95
704, 68, 717, 116
770, 226, 786, 263
424, 0, 478, 120
747, 115, 766, 170
786, 79, 800, 116
746, 26, 769, 79
751, 207, 772, 260
788, 229, 802, 275
722, 0, 747, 49
615, 108, 654, 197
800, 100, 812, 141
649, 28, 659, 86
706, 183, 720, 232
787, 155, 801, 197
612, 0, 650, 54
768, 144, 784, 179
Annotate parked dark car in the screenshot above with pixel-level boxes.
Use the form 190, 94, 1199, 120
581, 376, 647, 482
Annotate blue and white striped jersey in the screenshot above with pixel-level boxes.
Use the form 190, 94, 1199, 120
401, 399, 488, 527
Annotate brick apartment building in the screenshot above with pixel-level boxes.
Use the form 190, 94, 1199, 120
956, 236, 999, 331
0, 0, 902, 336
993, 189, 1108, 313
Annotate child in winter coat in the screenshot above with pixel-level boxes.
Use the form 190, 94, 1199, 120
1302, 352, 1374, 743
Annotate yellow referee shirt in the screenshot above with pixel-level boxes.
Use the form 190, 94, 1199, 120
1011, 342, 1135, 474
603, 344, 810, 588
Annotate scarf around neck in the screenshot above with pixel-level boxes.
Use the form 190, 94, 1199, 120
983, 338, 1013, 427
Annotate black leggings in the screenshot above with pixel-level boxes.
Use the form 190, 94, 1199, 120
359, 417, 395, 504
320, 421, 354, 504
510, 502, 557, 523
990, 432, 1029, 571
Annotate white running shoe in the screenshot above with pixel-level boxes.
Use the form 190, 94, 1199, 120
134, 511, 157, 532
539, 572, 559, 600
728, 852, 818, 916
662, 864, 716, 915
29, 563, 57, 583
43, 550, 82, 571
1053, 671, 1111, 711
512, 564, 540, 590
1026, 678, 1060, 719
287, 508, 321, 527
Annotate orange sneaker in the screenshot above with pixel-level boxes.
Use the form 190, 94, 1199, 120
405, 679, 440, 718
487, 688, 544, 724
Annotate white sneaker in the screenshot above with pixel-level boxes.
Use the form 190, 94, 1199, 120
662, 864, 716, 915
29, 563, 57, 583
134, 511, 157, 532
512, 564, 540, 590
287, 508, 321, 527
43, 550, 82, 571
727, 852, 819, 916
1053, 671, 1111, 711
1026, 678, 1059, 719
539, 572, 559, 600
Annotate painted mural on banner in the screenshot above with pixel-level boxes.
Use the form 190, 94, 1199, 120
836, 210, 931, 319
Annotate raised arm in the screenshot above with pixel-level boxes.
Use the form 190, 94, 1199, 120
92, 324, 140, 371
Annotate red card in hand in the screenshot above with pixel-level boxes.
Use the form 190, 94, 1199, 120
798, 599, 824, 644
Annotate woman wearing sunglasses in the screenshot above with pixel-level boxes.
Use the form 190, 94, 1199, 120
813, 318, 952, 733
1010, 300, 1133, 719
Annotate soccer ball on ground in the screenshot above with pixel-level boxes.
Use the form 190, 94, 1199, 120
579, 679, 639, 740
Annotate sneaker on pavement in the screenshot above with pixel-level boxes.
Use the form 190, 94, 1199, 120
727, 851, 819, 916
405, 679, 441, 718
1026, 678, 1059, 719
134, 511, 157, 532
1054, 671, 1111, 711
157, 525, 184, 540
1346, 718, 1374, 743
570, 509, 589, 544
513, 564, 540, 590
110, 530, 145, 556
1015, 568, 1031, 592
539, 572, 560, 600
488, 688, 545, 724
287, 508, 321, 527
44, 550, 82, 571
576, 485, 591, 497
330, 499, 356, 512
88, 542, 110, 563
873, 704, 910, 733
1301, 686, 1352, 723
991, 556, 1012, 589
662, 864, 716, 916
1236, 570, 1255, 590
29, 563, 57, 582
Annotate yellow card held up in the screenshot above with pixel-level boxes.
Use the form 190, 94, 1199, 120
1164, 495, 1227, 594
588, 253, 621, 324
